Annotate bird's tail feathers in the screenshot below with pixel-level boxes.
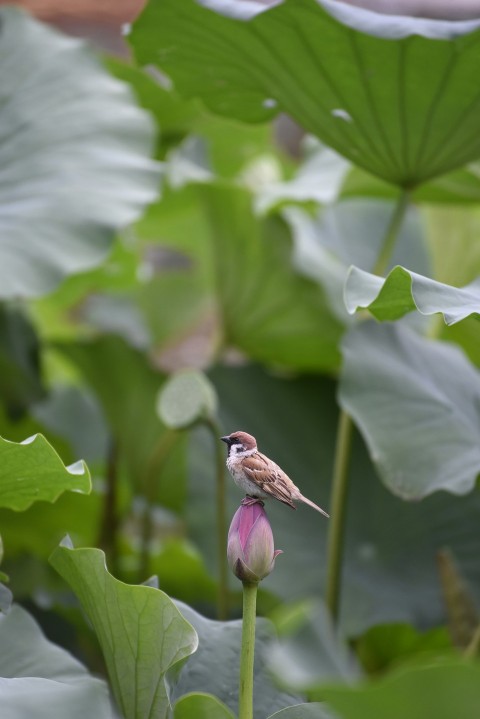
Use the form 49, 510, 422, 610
298, 494, 329, 518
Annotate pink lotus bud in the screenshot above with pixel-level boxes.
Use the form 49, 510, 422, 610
227, 500, 282, 584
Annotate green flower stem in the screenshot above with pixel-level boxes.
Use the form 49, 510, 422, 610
239, 581, 258, 719
205, 417, 229, 620
139, 428, 180, 581
325, 410, 354, 622
325, 189, 410, 623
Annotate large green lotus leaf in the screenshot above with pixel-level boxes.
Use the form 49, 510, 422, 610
198, 183, 343, 371
353, 622, 451, 675
0, 604, 111, 718
339, 321, 480, 499
146, 538, 217, 605
174, 693, 235, 719
344, 265, 480, 324
321, 661, 480, 719
53, 179, 340, 372
136, 182, 343, 372
0, 388, 102, 562
0, 486, 102, 560
172, 600, 302, 718
189, 363, 480, 634
50, 541, 198, 719
136, 271, 214, 360
131, 0, 480, 187
0, 8, 159, 299
343, 162, 480, 204
55, 336, 187, 510
0, 433, 90, 511
268, 705, 334, 719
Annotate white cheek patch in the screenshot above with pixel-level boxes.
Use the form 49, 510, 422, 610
234, 446, 256, 458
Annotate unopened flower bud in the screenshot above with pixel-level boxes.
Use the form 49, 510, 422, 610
227, 500, 282, 584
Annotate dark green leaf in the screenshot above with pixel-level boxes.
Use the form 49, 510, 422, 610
0, 305, 44, 417
0, 433, 90, 511
354, 623, 451, 675
200, 184, 342, 371
345, 265, 480, 324
131, 0, 480, 186
339, 321, 480, 499
0, 490, 102, 559
0, 8, 159, 299
146, 538, 217, 605
322, 661, 480, 719
0, 604, 111, 718
50, 541, 198, 719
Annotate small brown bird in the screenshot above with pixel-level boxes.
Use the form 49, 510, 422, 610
220, 430, 329, 517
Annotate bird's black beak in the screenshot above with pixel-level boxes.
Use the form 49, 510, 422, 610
220, 435, 230, 444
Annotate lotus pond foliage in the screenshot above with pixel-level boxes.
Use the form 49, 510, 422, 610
2, 1, 480, 717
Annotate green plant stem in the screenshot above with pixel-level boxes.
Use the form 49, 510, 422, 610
239, 582, 258, 719
139, 429, 179, 581
205, 417, 229, 620
325, 189, 410, 623
373, 188, 410, 278
97, 439, 119, 570
325, 410, 354, 621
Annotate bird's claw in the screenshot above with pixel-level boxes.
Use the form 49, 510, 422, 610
241, 496, 265, 507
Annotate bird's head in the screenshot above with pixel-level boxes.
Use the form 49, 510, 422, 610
220, 431, 257, 456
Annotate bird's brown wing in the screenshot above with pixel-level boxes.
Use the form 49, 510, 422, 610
241, 452, 296, 509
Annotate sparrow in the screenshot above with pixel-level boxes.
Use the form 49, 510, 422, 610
220, 430, 329, 517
